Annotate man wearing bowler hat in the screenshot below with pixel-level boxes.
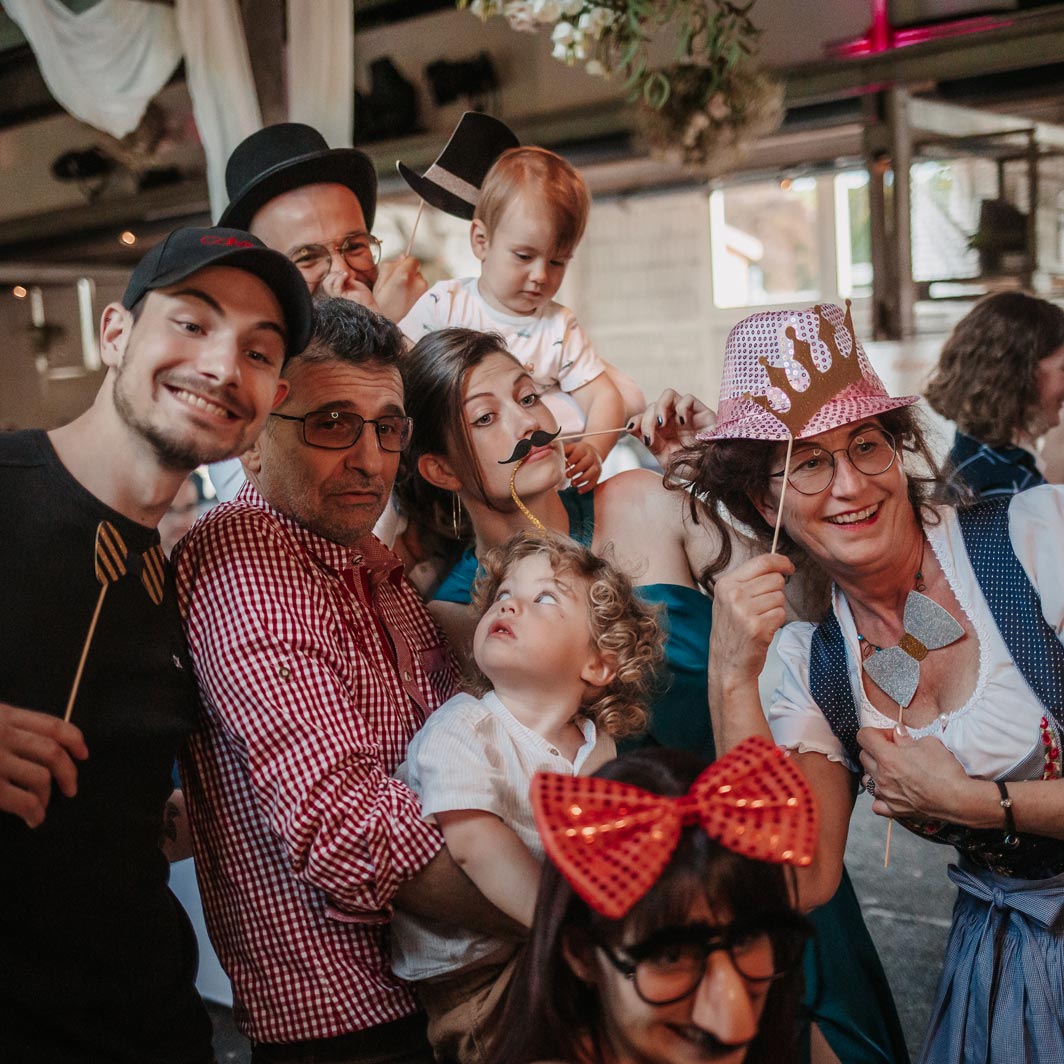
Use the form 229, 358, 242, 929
222, 122, 427, 323
0, 226, 311, 1062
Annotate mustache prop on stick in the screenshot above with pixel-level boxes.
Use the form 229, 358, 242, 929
498, 428, 562, 465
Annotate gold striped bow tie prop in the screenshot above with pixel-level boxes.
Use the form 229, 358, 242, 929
64, 521, 166, 723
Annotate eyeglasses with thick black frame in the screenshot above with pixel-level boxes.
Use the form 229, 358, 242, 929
769, 427, 898, 496
270, 409, 414, 453
592, 915, 809, 1006
289, 234, 383, 284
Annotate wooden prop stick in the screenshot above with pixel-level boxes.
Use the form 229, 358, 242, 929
64, 586, 108, 722
770, 433, 795, 555
883, 705, 904, 868
509, 456, 546, 530
404, 201, 425, 259
65, 521, 128, 723
556, 426, 630, 444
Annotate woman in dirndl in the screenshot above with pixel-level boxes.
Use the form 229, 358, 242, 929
677, 300, 1064, 1063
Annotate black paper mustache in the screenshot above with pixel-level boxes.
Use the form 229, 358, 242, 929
498, 428, 562, 464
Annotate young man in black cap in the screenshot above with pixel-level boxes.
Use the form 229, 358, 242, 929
221, 122, 426, 323
0, 226, 312, 1063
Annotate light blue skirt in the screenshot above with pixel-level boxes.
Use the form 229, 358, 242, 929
920, 861, 1064, 1063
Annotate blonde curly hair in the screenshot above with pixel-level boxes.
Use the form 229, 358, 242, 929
469, 530, 663, 740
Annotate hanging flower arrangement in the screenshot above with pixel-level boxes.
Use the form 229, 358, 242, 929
458, 0, 783, 172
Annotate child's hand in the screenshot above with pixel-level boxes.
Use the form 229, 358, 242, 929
627, 389, 716, 464
564, 441, 602, 494
373, 255, 428, 322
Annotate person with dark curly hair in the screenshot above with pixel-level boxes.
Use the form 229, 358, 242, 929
392, 529, 664, 1064
687, 301, 1064, 1063
925, 291, 1064, 499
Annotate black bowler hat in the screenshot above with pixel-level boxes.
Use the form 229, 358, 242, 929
219, 123, 378, 231
122, 227, 314, 359
398, 112, 519, 221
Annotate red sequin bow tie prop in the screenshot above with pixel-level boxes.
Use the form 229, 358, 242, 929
531, 737, 818, 919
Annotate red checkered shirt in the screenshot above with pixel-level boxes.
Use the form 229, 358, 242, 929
174, 482, 459, 1044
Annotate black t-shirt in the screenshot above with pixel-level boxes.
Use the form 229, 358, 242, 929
0, 431, 212, 1063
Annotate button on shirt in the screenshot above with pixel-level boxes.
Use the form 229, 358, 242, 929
175, 482, 459, 1044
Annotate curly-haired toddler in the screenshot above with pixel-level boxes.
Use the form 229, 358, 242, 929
393, 529, 663, 1064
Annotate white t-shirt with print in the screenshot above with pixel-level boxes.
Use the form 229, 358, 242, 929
399, 277, 607, 435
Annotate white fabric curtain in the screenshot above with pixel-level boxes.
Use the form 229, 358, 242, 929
174, 0, 262, 219
0, 0, 181, 138
3, 0, 261, 220
286, 0, 353, 149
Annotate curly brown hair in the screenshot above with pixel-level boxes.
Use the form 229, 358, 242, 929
666, 406, 951, 584
469, 530, 663, 740
925, 292, 1064, 446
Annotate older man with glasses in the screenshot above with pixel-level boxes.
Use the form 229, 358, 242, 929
174, 298, 515, 1064
211, 123, 428, 526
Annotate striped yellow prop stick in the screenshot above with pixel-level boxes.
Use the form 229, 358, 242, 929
509, 456, 546, 531
64, 522, 129, 723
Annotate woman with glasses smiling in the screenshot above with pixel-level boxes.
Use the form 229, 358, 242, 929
487, 742, 813, 1064
679, 302, 1064, 1063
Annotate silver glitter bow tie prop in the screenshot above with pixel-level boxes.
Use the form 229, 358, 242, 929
862, 591, 964, 707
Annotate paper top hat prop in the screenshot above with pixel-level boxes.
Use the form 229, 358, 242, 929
398, 111, 519, 220
220, 123, 378, 231
532, 736, 818, 919
699, 302, 919, 443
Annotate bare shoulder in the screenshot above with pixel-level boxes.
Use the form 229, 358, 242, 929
593, 468, 676, 524
592, 471, 708, 587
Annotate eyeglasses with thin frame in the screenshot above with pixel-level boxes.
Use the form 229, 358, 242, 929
289, 234, 383, 283
769, 427, 898, 496
270, 409, 413, 453
592, 916, 808, 1007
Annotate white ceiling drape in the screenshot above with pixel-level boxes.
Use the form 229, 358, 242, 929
2, 0, 262, 220
286, 0, 354, 150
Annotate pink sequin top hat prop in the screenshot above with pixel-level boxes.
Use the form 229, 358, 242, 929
698, 301, 919, 443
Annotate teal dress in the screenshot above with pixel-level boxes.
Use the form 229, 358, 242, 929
434, 489, 909, 1064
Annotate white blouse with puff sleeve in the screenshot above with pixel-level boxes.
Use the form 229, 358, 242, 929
768, 486, 1064, 780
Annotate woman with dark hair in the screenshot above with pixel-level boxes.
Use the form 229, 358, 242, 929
398, 326, 908, 1064
925, 291, 1064, 498
488, 742, 813, 1064
397, 326, 727, 761
689, 301, 1064, 1063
